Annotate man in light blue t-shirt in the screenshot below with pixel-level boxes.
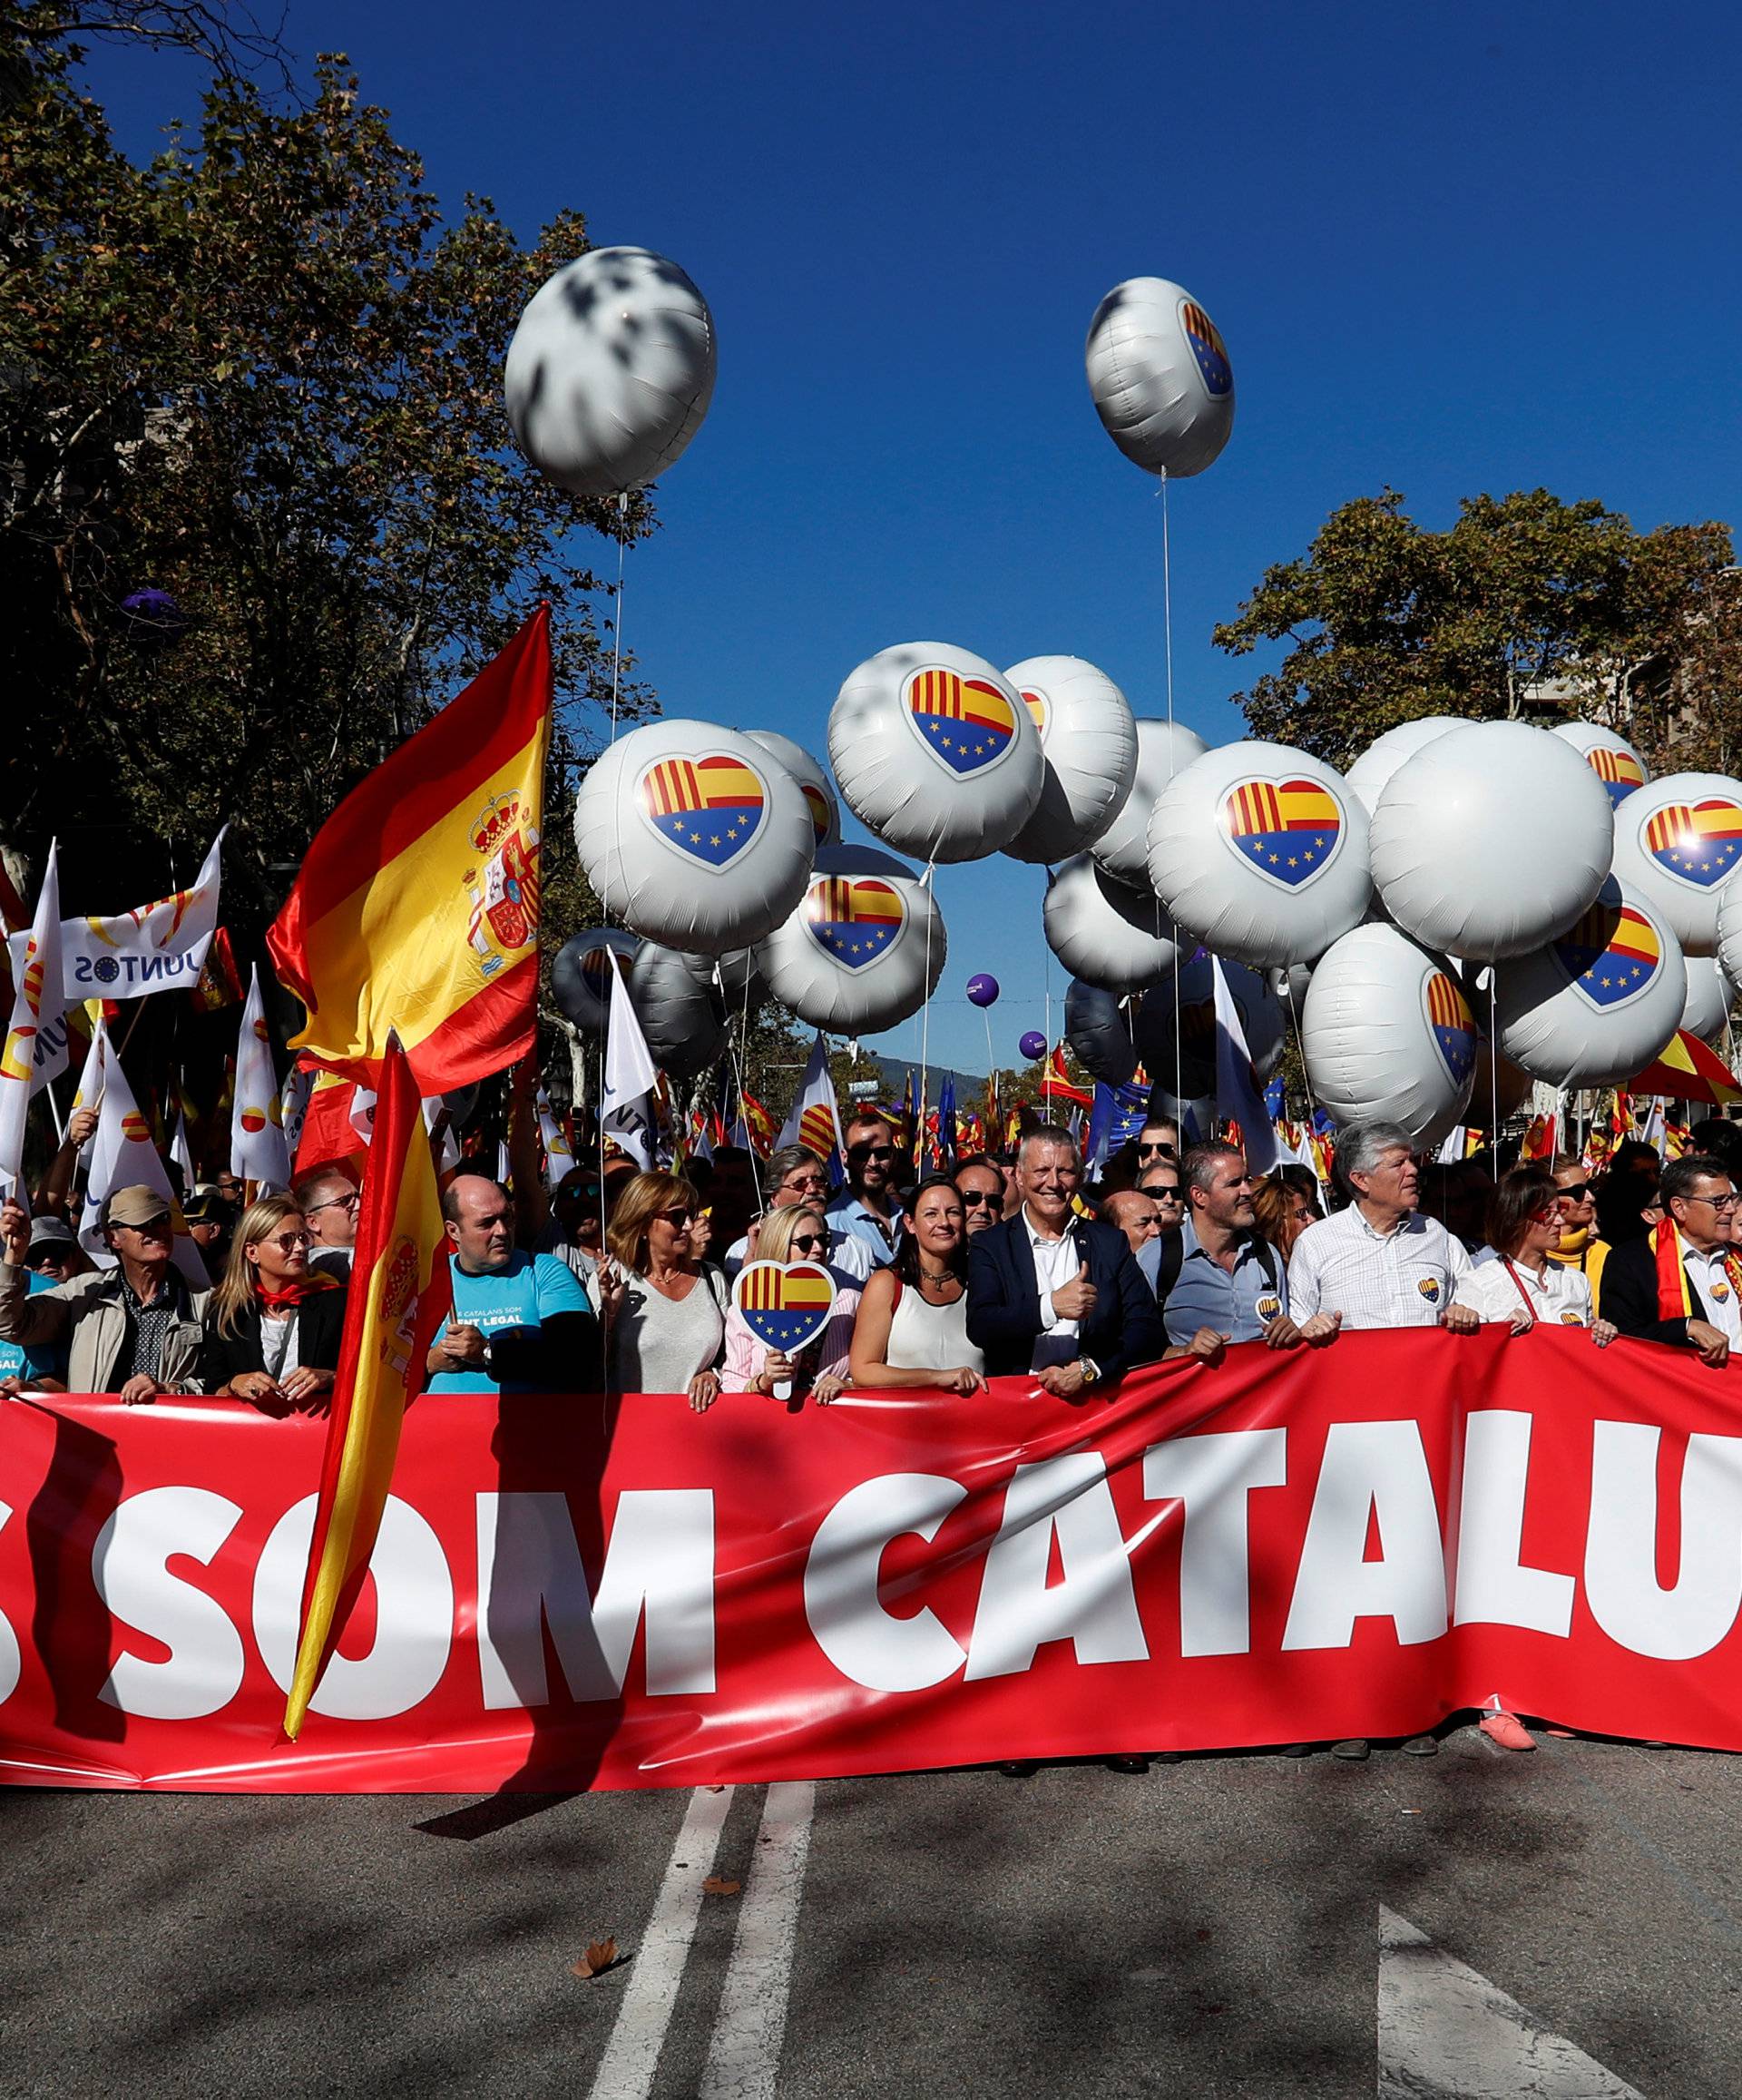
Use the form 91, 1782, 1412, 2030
426, 1173, 597, 1394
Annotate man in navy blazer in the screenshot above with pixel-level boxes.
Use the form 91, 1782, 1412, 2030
966, 1125, 1167, 1393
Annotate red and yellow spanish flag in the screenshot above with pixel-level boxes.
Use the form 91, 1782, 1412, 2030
267, 610, 552, 1094
1627, 1029, 1742, 1108
283, 1035, 451, 1741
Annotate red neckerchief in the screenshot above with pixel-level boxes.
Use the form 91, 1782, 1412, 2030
257, 1281, 313, 1312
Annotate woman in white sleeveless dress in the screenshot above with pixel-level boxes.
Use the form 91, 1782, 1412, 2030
849, 1176, 985, 1395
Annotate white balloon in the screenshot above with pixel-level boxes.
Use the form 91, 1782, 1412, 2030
1002, 656, 1139, 864
504, 247, 716, 496
1610, 770, 1742, 957
628, 944, 728, 1079
716, 945, 768, 1010
1681, 955, 1735, 1044
1132, 956, 1285, 1096
1370, 721, 1614, 960
1042, 855, 1181, 995
744, 730, 841, 849
1492, 878, 1686, 1089
1148, 741, 1371, 967
1084, 277, 1234, 479
1091, 718, 1209, 887
550, 927, 637, 1036
1344, 716, 1463, 818
1551, 720, 1651, 811
1302, 922, 1477, 1143
828, 643, 1043, 863
755, 845, 945, 1035
1065, 978, 1138, 1087
573, 721, 815, 957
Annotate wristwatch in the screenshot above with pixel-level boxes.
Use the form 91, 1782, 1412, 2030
1078, 1356, 1101, 1387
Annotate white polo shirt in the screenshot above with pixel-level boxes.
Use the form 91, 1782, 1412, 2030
1287, 1205, 1472, 1330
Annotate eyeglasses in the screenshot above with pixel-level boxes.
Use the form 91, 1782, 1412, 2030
657, 1206, 697, 1225
1555, 1182, 1591, 1202
555, 1181, 601, 1202
958, 1188, 1001, 1209
1684, 1192, 1741, 1211
267, 1231, 310, 1251
1151, 1187, 1184, 1203
847, 1143, 895, 1163
307, 1191, 361, 1216
789, 1233, 827, 1254
778, 1175, 828, 1196
118, 1217, 171, 1239
1138, 1140, 1177, 1159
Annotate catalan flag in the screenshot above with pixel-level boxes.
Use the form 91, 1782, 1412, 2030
1181, 299, 1232, 397
637, 753, 767, 868
805, 875, 905, 968
907, 668, 1018, 777
283, 1035, 451, 1740
1584, 743, 1646, 808
1626, 1028, 1742, 1107
733, 1260, 837, 1352
1554, 898, 1663, 1008
267, 610, 551, 1093
1425, 971, 1477, 1086
1221, 779, 1343, 888
1644, 797, 1742, 888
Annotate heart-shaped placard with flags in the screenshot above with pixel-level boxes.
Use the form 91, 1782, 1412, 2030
1644, 798, 1742, 888
803, 873, 905, 970
636, 752, 768, 868
1218, 776, 1344, 888
732, 1260, 837, 1354
905, 667, 1019, 777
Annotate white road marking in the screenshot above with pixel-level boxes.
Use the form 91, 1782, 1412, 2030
587, 1786, 736, 2100
699, 1781, 817, 2100
1377, 1905, 1645, 2098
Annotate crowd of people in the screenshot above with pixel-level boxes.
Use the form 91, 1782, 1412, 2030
5, 1094, 1737, 1410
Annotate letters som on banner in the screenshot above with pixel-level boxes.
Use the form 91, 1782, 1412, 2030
4, 1330, 1742, 1792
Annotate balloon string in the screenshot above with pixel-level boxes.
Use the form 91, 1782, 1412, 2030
602, 496, 631, 931
1160, 468, 1175, 734
739, 964, 762, 1213
1171, 945, 1183, 1111
919, 864, 935, 1169
1487, 974, 1499, 1143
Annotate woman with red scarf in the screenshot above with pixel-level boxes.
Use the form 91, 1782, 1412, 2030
203, 1193, 347, 1411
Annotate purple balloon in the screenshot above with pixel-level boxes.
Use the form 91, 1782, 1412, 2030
120, 587, 186, 645
966, 973, 1000, 1009
1019, 1030, 1047, 1061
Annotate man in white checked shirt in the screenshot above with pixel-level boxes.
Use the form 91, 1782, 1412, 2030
1287, 1123, 1482, 1333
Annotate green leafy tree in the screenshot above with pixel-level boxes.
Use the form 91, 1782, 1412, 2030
1214, 488, 1739, 771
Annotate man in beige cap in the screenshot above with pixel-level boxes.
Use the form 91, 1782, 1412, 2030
0, 1186, 209, 1399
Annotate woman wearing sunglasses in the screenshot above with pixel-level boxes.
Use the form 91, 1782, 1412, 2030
722, 1205, 860, 1404
848, 1175, 986, 1397
205, 1194, 348, 1412
599, 1172, 729, 1412
1452, 1168, 1617, 1343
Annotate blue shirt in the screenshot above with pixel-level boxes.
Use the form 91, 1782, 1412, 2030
0, 1273, 68, 1388
428, 1251, 592, 1394
1162, 1219, 1287, 1345
826, 1191, 905, 1269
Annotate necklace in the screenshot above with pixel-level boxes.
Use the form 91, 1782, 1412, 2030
916, 1263, 959, 1294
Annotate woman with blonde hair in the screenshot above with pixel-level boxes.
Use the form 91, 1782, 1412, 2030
203, 1193, 347, 1411
722, 1203, 860, 1403
600, 1170, 728, 1410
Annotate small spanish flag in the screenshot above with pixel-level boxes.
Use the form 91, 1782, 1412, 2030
267, 610, 552, 1093
1625, 1029, 1742, 1107
283, 1035, 450, 1741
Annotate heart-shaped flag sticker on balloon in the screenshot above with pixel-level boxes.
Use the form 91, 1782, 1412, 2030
731, 1261, 837, 1356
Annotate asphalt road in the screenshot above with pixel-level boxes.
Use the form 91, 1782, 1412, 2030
5, 1727, 1740, 2097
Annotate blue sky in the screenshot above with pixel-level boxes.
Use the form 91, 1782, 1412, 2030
83, 2, 1742, 1076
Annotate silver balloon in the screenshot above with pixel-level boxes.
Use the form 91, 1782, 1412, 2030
1301, 922, 1476, 1144
1681, 956, 1735, 1044
1343, 716, 1463, 818
628, 944, 728, 1079
1042, 854, 1180, 995
504, 247, 716, 497
1084, 277, 1234, 479
1492, 878, 1686, 1089
1065, 977, 1138, 1087
1148, 741, 1371, 967
550, 927, 638, 1037
755, 844, 945, 1035
1132, 955, 1285, 1097
1551, 721, 1650, 810
744, 730, 841, 850
715, 945, 768, 1011
574, 720, 816, 957
1002, 655, 1139, 865
1370, 722, 1614, 960
1610, 771, 1742, 958
1091, 718, 1209, 887
828, 643, 1043, 863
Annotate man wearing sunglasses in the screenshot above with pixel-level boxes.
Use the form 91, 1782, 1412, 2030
296, 1169, 361, 1281
827, 1113, 907, 1269
723, 1143, 871, 1288
953, 1155, 1006, 1236
1600, 1153, 1742, 1367
1135, 1118, 1180, 1175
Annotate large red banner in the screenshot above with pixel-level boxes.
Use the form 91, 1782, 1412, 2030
4, 1328, 1742, 1792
